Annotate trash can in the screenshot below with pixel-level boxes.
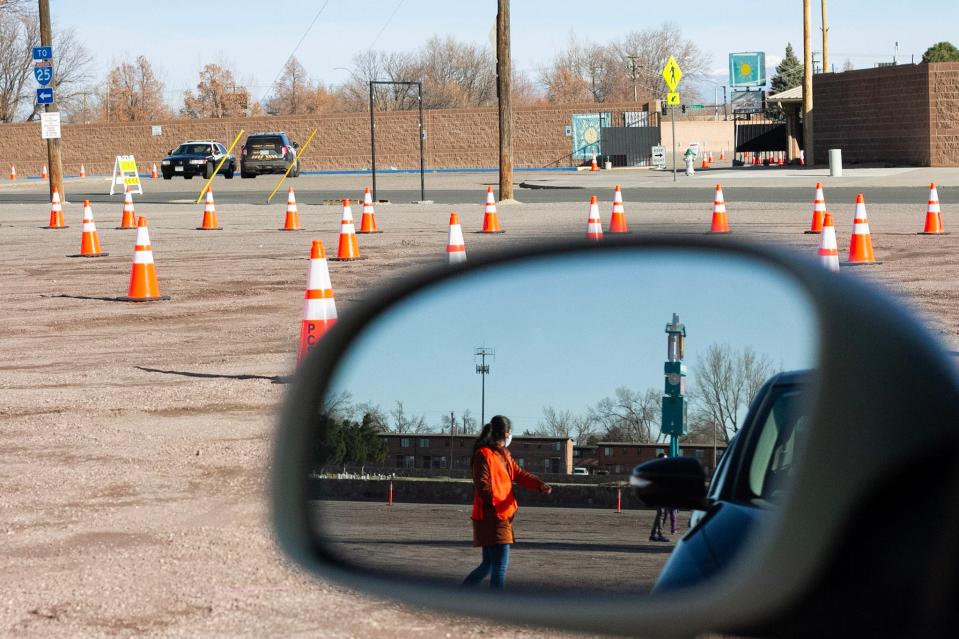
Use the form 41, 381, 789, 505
829, 149, 843, 177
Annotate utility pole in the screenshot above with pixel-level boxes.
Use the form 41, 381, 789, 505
475, 347, 494, 426
821, 0, 829, 73
627, 55, 641, 102
38, 0, 63, 201
803, 0, 815, 165
449, 411, 455, 473
496, 0, 513, 201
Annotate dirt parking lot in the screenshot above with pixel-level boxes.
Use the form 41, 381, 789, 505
3, 176, 959, 637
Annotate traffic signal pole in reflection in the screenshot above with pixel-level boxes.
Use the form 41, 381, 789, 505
661, 314, 687, 458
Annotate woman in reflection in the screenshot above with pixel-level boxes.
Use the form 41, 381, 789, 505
462, 415, 552, 590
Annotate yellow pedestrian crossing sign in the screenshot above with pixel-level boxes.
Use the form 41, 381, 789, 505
662, 56, 683, 91
666, 92, 681, 105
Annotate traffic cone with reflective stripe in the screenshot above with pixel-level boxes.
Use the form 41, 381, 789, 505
590, 153, 598, 171
609, 185, 629, 233
710, 184, 730, 234
297, 240, 338, 364
9, 164, 16, 180
720, 149, 726, 161
846, 194, 879, 265
331, 199, 362, 261
481, 186, 504, 233
79, 164, 86, 178
44, 187, 67, 229
805, 182, 826, 234
41, 165, 48, 179
919, 182, 945, 235
778, 152, 785, 166
119, 217, 169, 302
68, 200, 109, 258
117, 187, 137, 229
358, 187, 380, 234
817, 212, 840, 272
800, 150, 806, 166
586, 195, 603, 241
279, 187, 302, 231
447, 212, 466, 264
151, 163, 158, 179
196, 189, 222, 230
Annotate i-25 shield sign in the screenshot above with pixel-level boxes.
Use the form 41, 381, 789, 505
34, 64, 53, 87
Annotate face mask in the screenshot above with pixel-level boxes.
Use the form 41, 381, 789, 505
503, 434, 512, 448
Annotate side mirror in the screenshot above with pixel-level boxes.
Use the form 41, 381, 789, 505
630, 457, 709, 510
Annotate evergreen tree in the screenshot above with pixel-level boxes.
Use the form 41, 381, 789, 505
767, 43, 803, 120
922, 42, 959, 63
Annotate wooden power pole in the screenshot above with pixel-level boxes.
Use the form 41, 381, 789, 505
38, 0, 64, 201
496, 0, 513, 201
821, 0, 830, 72
803, 0, 815, 165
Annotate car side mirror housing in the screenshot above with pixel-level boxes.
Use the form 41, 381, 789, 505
630, 457, 709, 510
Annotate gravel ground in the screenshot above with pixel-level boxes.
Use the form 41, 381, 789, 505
3, 189, 959, 638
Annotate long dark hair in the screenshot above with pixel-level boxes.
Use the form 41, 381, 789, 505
472, 415, 512, 456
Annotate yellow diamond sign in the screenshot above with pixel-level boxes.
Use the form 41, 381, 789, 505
662, 56, 683, 91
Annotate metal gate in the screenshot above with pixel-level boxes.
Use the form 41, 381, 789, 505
600, 124, 662, 167
733, 116, 789, 165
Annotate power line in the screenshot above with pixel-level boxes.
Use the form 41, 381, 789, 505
260, 0, 332, 101
368, 0, 406, 51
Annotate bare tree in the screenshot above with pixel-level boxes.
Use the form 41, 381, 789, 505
0, 9, 35, 122
691, 343, 775, 444
440, 408, 478, 435
537, 406, 595, 445
265, 56, 340, 115
389, 400, 428, 434
181, 64, 251, 118
98, 56, 168, 122
587, 387, 660, 443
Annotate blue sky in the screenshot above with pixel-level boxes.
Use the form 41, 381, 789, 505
327, 249, 818, 433
52, 1, 958, 106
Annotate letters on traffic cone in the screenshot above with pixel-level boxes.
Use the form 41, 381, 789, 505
586, 195, 603, 241
68, 200, 109, 258
358, 186, 380, 234
41, 164, 48, 179
331, 199, 362, 261
44, 187, 68, 229
919, 182, 945, 235
279, 187, 303, 231
79, 164, 86, 178
9, 164, 16, 180
196, 189, 222, 230
297, 240, 338, 364
846, 194, 879, 265
710, 184, 730, 234
481, 186, 504, 233
117, 187, 137, 229
590, 152, 598, 171
818, 212, 840, 272
805, 182, 826, 234
609, 185, 629, 233
447, 212, 466, 264
119, 217, 169, 302
151, 163, 158, 179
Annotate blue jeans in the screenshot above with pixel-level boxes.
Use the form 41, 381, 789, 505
462, 544, 510, 590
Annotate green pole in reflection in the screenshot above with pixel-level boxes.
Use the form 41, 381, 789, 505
661, 313, 688, 457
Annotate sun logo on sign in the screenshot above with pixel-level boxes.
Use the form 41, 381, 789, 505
739, 63, 752, 77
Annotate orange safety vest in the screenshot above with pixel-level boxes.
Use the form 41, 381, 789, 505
471, 447, 518, 521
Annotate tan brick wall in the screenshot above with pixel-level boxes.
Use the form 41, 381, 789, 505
813, 64, 932, 166
929, 63, 959, 166
0, 102, 650, 176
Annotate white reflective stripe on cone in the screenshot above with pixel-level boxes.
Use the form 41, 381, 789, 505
304, 298, 337, 320
133, 250, 154, 264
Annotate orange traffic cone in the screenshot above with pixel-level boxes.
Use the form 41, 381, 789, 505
119, 217, 169, 302
279, 187, 303, 231
297, 240, 338, 364
358, 187, 380, 234
710, 184, 730, 234
590, 153, 598, 172
800, 150, 806, 166
196, 189, 222, 230
845, 194, 879, 265
331, 199, 362, 261
79, 164, 86, 178
585, 195, 603, 241
720, 148, 726, 161
447, 212, 466, 264
708, 151, 714, 164
817, 212, 840, 272
117, 187, 137, 229
481, 186, 504, 233
805, 182, 826, 234
701, 155, 708, 169
918, 182, 945, 235
9, 164, 16, 180
778, 152, 785, 166
151, 163, 158, 179
44, 187, 67, 229
68, 200, 109, 258
41, 164, 48, 179
609, 185, 629, 233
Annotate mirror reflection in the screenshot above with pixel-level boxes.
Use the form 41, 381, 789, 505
309, 250, 818, 596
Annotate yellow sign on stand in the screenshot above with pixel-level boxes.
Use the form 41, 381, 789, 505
110, 155, 142, 195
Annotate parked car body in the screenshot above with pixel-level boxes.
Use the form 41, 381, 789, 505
240, 132, 300, 178
160, 140, 235, 179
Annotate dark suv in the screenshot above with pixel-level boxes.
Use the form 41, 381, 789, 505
160, 140, 235, 179
240, 132, 300, 178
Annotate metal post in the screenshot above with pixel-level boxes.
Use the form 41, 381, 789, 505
417, 82, 425, 202
449, 411, 455, 474
671, 105, 677, 181
369, 81, 377, 201
38, 0, 63, 202
723, 86, 728, 121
